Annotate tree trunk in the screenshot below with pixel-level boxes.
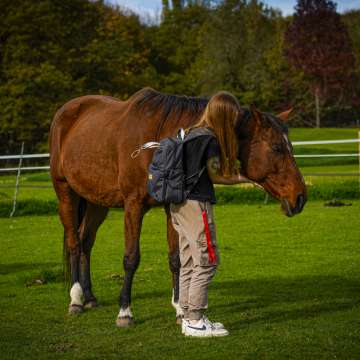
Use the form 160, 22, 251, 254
315, 87, 320, 128
161, 0, 169, 20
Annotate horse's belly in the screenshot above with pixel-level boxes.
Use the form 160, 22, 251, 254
64, 160, 125, 207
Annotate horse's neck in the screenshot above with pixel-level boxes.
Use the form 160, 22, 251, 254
158, 114, 201, 140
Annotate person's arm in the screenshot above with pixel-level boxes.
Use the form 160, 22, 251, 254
207, 156, 248, 185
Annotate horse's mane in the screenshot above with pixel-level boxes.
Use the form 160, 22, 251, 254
129, 87, 208, 123
129, 87, 288, 138
235, 110, 288, 141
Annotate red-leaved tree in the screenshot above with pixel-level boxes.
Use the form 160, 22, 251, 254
284, 0, 355, 127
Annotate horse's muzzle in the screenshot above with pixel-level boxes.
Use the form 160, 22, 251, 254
295, 193, 306, 213
281, 193, 306, 217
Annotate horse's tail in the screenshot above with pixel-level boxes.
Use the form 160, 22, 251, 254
63, 197, 87, 286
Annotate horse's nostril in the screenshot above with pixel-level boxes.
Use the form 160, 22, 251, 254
296, 194, 304, 212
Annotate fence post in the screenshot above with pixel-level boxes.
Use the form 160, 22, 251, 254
264, 193, 269, 205
10, 142, 25, 217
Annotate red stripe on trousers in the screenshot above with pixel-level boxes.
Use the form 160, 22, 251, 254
201, 210, 216, 264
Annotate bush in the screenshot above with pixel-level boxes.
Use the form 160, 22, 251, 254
0, 180, 358, 217
215, 181, 359, 205
0, 199, 58, 217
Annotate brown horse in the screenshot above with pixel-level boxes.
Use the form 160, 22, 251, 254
49, 87, 306, 327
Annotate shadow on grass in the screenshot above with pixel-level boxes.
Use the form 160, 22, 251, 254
94, 275, 360, 326
0, 262, 59, 275
210, 276, 360, 328
97, 275, 360, 319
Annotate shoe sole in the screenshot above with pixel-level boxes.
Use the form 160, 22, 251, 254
184, 331, 229, 337
183, 326, 228, 336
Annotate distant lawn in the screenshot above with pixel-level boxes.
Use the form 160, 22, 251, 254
0, 202, 359, 359
0, 128, 358, 209
290, 128, 358, 143
290, 128, 358, 169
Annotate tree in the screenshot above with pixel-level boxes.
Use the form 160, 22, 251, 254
0, 0, 101, 152
0, 0, 154, 152
149, 1, 210, 94
81, 5, 155, 98
342, 11, 360, 115
197, 0, 286, 108
284, 0, 355, 127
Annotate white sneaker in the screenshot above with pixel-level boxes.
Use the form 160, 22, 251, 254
183, 317, 229, 337
203, 315, 224, 330
182, 316, 225, 334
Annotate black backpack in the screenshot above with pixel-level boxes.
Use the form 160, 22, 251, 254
147, 127, 216, 204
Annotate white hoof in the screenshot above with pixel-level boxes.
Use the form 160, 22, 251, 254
116, 307, 134, 328
68, 304, 83, 315
70, 282, 84, 306
116, 317, 134, 328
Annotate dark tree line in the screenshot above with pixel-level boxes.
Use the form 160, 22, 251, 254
285, 0, 356, 127
0, 0, 359, 153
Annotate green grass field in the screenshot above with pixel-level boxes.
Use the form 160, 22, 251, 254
0, 202, 359, 359
0, 128, 359, 359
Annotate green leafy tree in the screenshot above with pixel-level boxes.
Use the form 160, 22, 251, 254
196, 0, 286, 108
81, 5, 156, 98
149, 1, 210, 94
0, 0, 154, 152
0, 0, 102, 152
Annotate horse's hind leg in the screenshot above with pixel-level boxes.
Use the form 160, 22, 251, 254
55, 181, 84, 314
116, 198, 148, 328
78, 203, 109, 308
165, 205, 183, 324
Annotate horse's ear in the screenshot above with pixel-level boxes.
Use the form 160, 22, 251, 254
250, 103, 262, 126
276, 108, 293, 122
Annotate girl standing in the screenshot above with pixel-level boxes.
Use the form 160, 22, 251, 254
170, 91, 249, 337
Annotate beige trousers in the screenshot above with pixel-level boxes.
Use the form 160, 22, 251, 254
170, 200, 220, 320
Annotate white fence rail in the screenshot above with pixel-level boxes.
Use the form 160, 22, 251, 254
295, 153, 358, 158
0, 138, 359, 173
0, 166, 50, 172
1, 137, 359, 216
0, 153, 49, 160
292, 139, 360, 145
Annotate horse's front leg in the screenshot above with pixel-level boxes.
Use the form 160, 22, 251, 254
116, 198, 147, 328
165, 205, 183, 324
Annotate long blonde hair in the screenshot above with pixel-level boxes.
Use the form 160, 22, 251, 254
194, 91, 240, 177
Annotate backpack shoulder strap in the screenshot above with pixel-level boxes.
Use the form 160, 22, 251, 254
183, 127, 216, 142
184, 166, 207, 199
183, 128, 217, 198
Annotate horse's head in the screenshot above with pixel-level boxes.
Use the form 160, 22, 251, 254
236, 105, 306, 217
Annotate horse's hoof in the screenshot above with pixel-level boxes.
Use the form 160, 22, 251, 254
116, 316, 134, 328
68, 304, 83, 315
84, 300, 98, 309
176, 316, 183, 325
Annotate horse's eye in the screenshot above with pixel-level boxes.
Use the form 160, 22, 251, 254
272, 144, 283, 153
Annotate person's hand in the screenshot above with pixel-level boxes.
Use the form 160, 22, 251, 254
237, 173, 249, 183
238, 173, 264, 190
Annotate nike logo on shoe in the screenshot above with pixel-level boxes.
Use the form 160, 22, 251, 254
184, 317, 229, 337
187, 324, 206, 330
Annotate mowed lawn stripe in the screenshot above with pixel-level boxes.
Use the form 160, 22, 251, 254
0, 201, 359, 359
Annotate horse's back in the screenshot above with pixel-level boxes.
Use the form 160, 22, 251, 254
50, 95, 124, 144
